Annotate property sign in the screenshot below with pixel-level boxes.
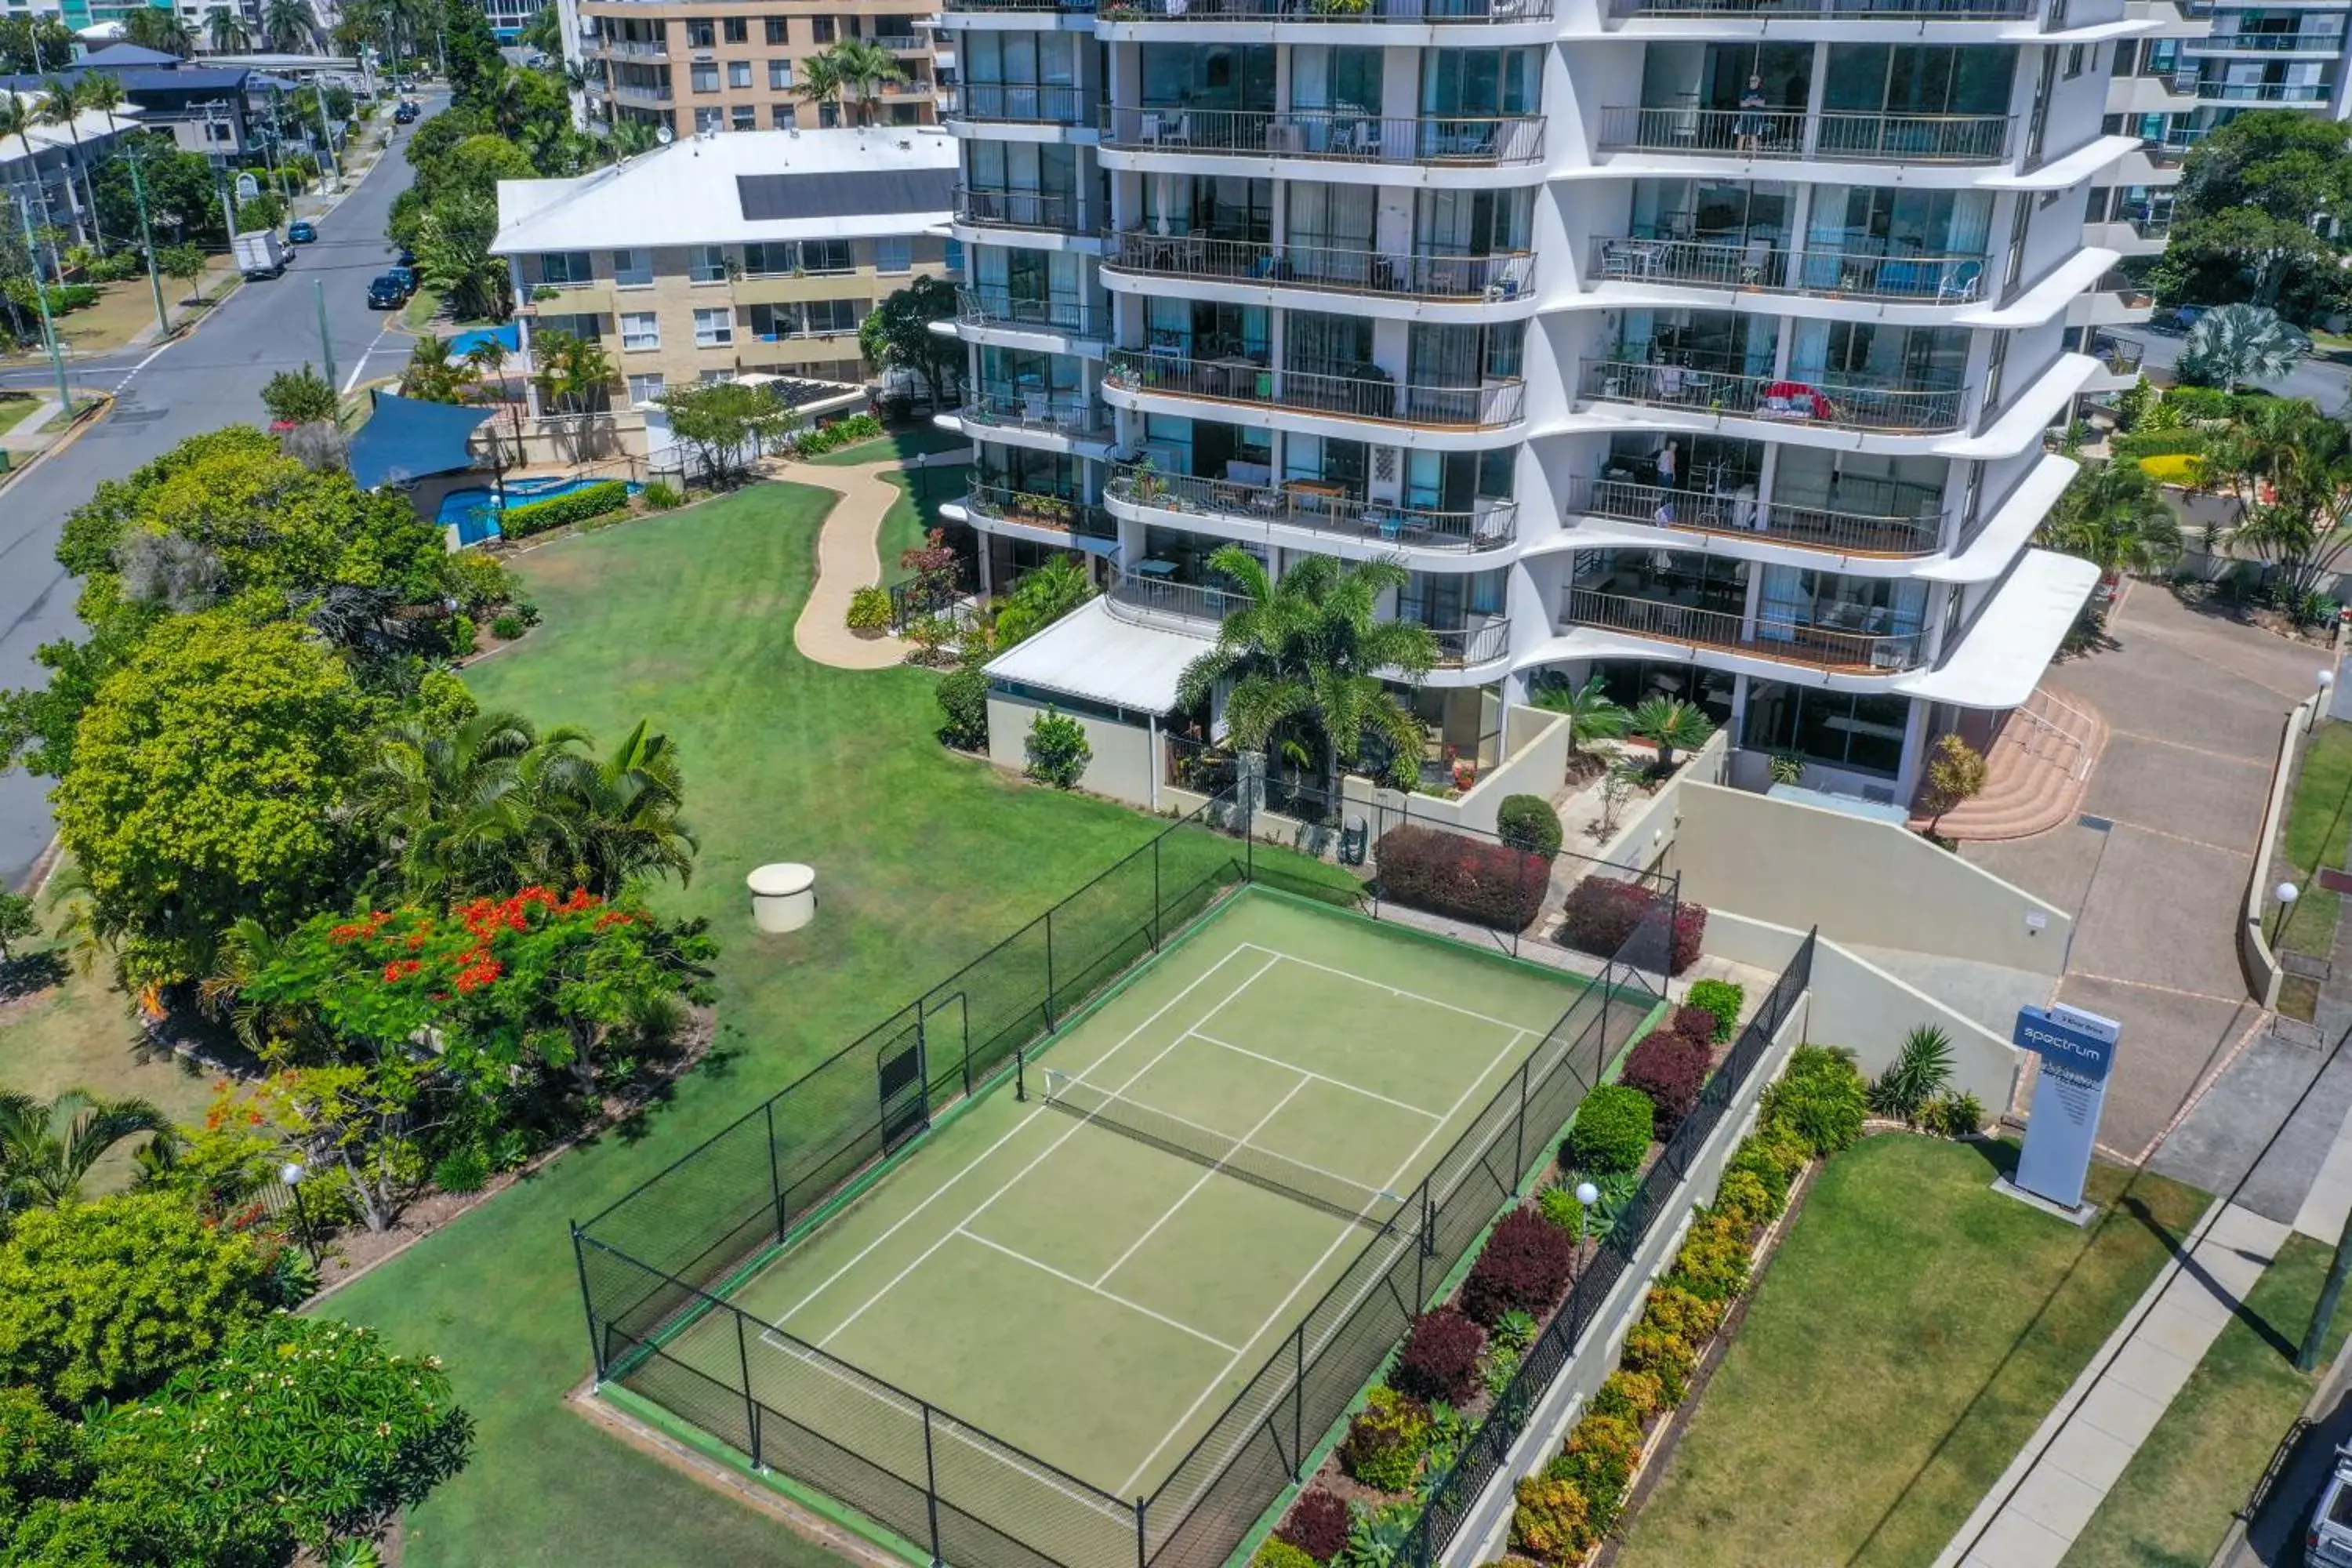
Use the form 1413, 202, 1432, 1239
235, 172, 260, 201
2011, 1004, 2122, 1211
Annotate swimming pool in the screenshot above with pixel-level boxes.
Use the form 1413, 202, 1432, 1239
437, 475, 641, 546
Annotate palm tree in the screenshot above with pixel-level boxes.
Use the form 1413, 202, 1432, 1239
535, 720, 699, 897
2176, 303, 2310, 391
260, 0, 316, 52
125, 5, 198, 55
823, 38, 909, 126
33, 76, 96, 241
1627, 696, 1715, 771
2209, 399, 2352, 597
606, 117, 659, 158
2039, 460, 2184, 582
1530, 673, 1628, 765
75, 73, 125, 139
0, 1090, 176, 1213
205, 5, 252, 53
486, 65, 532, 138
466, 335, 524, 461
1174, 546, 1437, 797
793, 47, 847, 126
993, 555, 1093, 646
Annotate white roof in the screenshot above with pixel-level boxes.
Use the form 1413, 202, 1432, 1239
1894, 549, 2101, 710
492, 128, 958, 256
0, 103, 139, 170
984, 599, 1207, 717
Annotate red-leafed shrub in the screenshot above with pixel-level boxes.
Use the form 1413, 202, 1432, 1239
1554, 878, 1708, 974
1392, 1307, 1486, 1405
1275, 1490, 1350, 1563
1621, 1031, 1713, 1134
1669, 1004, 1719, 1044
1374, 826, 1548, 932
1461, 1207, 1577, 1325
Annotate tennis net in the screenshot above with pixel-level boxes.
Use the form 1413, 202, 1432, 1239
1040, 1069, 1406, 1232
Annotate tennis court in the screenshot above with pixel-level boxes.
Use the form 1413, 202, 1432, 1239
643, 891, 1606, 1560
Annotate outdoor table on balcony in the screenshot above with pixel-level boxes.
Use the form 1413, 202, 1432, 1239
1134, 559, 1179, 580
1283, 479, 1349, 514
1207, 358, 1266, 399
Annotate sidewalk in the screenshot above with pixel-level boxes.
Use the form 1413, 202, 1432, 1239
786, 448, 973, 673
1936, 1201, 2290, 1568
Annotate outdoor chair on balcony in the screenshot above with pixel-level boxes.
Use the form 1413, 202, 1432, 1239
1740, 240, 1770, 287
1142, 111, 1191, 148
1936, 260, 1983, 303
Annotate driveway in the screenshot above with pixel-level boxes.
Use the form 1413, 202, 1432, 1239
1962, 586, 2330, 1167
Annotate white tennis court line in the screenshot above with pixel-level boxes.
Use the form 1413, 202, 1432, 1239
1235, 942, 1548, 1036
954, 1227, 1241, 1353
1115, 1022, 1534, 1499
810, 953, 1285, 1350
1090, 1076, 1313, 1290
1185, 1030, 1445, 1121
769, 942, 1269, 1333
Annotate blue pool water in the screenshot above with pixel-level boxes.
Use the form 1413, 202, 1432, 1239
437, 475, 641, 545
445, 324, 521, 361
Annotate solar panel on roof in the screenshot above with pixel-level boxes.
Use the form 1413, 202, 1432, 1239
735, 169, 954, 223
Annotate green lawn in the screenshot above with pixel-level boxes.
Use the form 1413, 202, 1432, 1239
2060, 1233, 2352, 1568
1617, 1136, 2209, 1568
876, 463, 971, 584
0, 394, 40, 437
804, 423, 970, 467
319, 484, 1342, 1567
2274, 719, 2352, 963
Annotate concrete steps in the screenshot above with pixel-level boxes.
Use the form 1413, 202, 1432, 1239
1907, 690, 2109, 841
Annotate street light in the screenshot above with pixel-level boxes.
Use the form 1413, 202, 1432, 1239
2272, 881, 2301, 945
1575, 1179, 1600, 1243
909, 449, 927, 509
281, 1160, 321, 1269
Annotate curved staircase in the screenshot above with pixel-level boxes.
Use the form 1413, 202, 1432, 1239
1907, 687, 2109, 841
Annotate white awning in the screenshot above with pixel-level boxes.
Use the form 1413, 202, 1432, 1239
983, 598, 1209, 717
1895, 548, 2100, 710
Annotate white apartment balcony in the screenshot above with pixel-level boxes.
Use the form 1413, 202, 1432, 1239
939, 0, 1099, 27
591, 35, 668, 56
952, 185, 1094, 243
945, 82, 1093, 129
955, 286, 1111, 352
873, 31, 931, 49
2075, 266, 2155, 325
1092, 0, 1555, 30
949, 385, 1119, 453
2086, 212, 2171, 256
1595, 106, 2014, 165
2080, 330, 2146, 392
1104, 349, 1527, 441
1580, 360, 1968, 436
1562, 474, 1943, 559
1605, 0, 2034, 16
1100, 230, 1536, 318
2109, 71, 2204, 112
2194, 78, 2336, 102
1559, 585, 1926, 673
1097, 107, 1546, 174
2184, 31, 2345, 55
609, 80, 675, 107
960, 483, 1122, 549
1103, 569, 1512, 674
1104, 463, 1519, 560
1589, 234, 1986, 306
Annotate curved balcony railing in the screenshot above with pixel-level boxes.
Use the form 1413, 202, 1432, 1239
1595, 105, 2013, 164
1580, 360, 1968, 434
956, 287, 1109, 339
1107, 463, 1519, 551
964, 483, 1117, 539
1562, 587, 1926, 671
1108, 348, 1527, 430
954, 187, 1087, 234
1610, 0, 2027, 13
1401, 610, 1511, 666
1591, 235, 1986, 303
949, 82, 1090, 124
1100, 0, 1552, 18
1564, 475, 1943, 557
1105, 230, 1535, 301
1100, 106, 1545, 165
1106, 568, 1252, 631
960, 387, 1113, 440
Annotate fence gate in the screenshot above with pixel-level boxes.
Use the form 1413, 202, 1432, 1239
877, 1020, 928, 1155
923, 991, 973, 1097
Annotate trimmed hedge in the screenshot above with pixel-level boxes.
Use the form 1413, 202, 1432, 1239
1496, 794, 1564, 858
1461, 1207, 1577, 1325
1273, 1490, 1349, 1563
1620, 1030, 1712, 1134
1392, 1307, 1485, 1405
1682, 979, 1743, 1043
1374, 825, 1548, 932
793, 412, 885, 455
1562, 1083, 1653, 1174
498, 480, 630, 539
1555, 877, 1707, 974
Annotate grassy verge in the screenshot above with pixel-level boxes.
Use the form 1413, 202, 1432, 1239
1616, 1136, 2209, 1568
401, 285, 446, 332
2274, 719, 2352, 962
876, 463, 971, 584
804, 423, 970, 467
0, 394, 38, 437
2059, 1233, 2352, 1568
318, 481, 1351, 1566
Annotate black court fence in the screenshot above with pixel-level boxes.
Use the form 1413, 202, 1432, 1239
571, 795, 1683, 1568
1399, 927, 1815, 1568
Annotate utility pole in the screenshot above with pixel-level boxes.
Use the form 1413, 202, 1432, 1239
310, 82, 341, 183
123, 149, 170, 337
313, 278, 337, 394
13, 190, 75, 424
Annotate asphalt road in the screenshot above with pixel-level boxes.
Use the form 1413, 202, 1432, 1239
0, 103, 437, 891
2135, 318, 2352, 412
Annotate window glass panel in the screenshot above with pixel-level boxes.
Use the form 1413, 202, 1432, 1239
875, 237, 913, 274
621, 312, 659, 350
612, 249, 652, 286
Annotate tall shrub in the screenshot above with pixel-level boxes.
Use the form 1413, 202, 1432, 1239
1373, 826, 1548, 931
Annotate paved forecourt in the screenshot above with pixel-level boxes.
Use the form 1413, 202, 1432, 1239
709, 892, 1589, 1536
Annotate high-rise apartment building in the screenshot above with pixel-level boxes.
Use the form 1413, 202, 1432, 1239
937, 0, 2142, 814
554, 0, 942, 137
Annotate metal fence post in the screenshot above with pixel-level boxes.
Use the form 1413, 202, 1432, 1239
572, 1225, 607, 1383
1136, 1497, 1150, 1568
1152, 834, 1163, 950
1514, 1057, 1530, 1178
1044, 909, 1058, 1029
921, 1403, 944, 1565
1294, 1325, 1307, 1479
734, 1310, 762, 1469
764, 1101, 786, 1243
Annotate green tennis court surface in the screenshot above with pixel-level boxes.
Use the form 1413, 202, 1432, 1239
672, 892, 1593, 1526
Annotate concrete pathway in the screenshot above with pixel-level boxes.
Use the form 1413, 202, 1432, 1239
783, 449, 970, 673
1937, 1200, 2292, 1568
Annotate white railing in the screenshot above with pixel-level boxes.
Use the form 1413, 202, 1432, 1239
2013, 685, 2096, 780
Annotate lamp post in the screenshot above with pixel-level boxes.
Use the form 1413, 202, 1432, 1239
2318, 668, 2337, 733
281, 1160, 321, 1268
1575, 1179, 1600, 1243
909, 449, 927, 509
2272, 881, 2301, 946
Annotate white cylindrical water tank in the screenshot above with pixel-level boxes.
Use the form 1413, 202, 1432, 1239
747, 862, 817, 934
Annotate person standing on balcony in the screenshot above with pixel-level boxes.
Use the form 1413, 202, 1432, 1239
1734, 76, 1769, 156
1656, 438, 1679, 490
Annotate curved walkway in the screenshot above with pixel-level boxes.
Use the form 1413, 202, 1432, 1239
786, 447, 971, 672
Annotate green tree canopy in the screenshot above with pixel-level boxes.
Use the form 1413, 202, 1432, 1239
2157, 111, 2352, 320
860, 275, 962, 408
655, 380, 799, 484
260, 365, 338, 427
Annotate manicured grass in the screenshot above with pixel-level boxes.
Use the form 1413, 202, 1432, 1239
2274, 719, 2352, 960
0, 393, 42, 437
876, 463, 971, 584
2060, 1232, 2351, 1568
321, 484, 1349, 1567
1616, 1135, 2209, 1568
803, 423, 970, 466
401, 285, 447, 332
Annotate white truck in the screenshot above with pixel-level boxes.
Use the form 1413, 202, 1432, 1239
232, 229, 290, 280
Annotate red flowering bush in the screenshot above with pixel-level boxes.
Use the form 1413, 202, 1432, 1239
1461, 1207, 1577, 1326
1274, 1490, 1350, 1563
1374, 826, 1549, 932
1392, 1307, 1486, 1405
1668, 1005, 1720, 1045
1620, 1031, 1713, 1134
1555, 878, 1708, 974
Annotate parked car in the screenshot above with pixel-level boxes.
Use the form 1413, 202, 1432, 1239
387, 264, 418, 293
2310, 1445, 2352, 1566
366, 272, 411, 309
287, 219, 318, 244
394, 245, 416, 267
394, 100, 419, 123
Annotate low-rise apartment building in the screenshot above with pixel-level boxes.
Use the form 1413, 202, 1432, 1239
492, 125, 957, 423
554, 0, 940, 137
